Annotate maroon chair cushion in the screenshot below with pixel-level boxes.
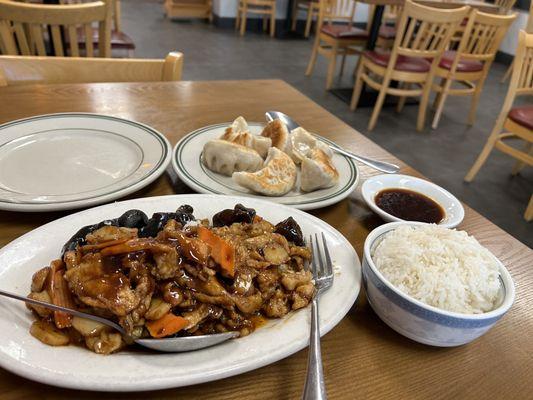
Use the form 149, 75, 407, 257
72, 28, 136, 50
508, 106, 533, 131
461, 17, 468, 26
363, 50, 431, 72
321, 24, 368, 39
439, 50, 483, 72
378, 25, 396, 39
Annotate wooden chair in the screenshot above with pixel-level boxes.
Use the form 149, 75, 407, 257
236, 0, 276, 37
291, 0, 320, 38
465, 30, 533, 221
501, 0, 532, 83
431, 9, 516, 129
164, 0, 213, 22
305, 0, 368, 90
350, 0, 469, 131
59, 0, 135, 57
494, 0, 517, 14
0, 52, 183, 86
376, 4, 403, 49
0, 0, 112, 57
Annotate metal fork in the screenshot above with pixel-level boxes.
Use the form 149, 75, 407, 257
302, 233, 334, 400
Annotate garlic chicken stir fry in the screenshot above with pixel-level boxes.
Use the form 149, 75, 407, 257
27, 204, 315, 354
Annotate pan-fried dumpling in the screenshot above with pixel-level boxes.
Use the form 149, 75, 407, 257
202, 139, 263, 176
261, 119, 291, 153
300, 147, 339, 192
290, 127, 317, 164
232, 147, 297, 196
220, 117, 272, 158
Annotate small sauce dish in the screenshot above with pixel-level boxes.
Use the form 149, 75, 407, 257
362, 174, 465, 228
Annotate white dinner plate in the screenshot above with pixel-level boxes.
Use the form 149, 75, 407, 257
361, 174, 465, 228
0, 194, 361, 392
172, 123, 359, 210
0, 113, 171, 212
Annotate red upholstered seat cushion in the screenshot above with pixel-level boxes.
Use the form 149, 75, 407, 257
461, 17, 468, 26
363, 50, 431, 72
508, 106, 533, 131
321, 24, 368, 39
439, 50, 483, 72
378, 25, 396, 39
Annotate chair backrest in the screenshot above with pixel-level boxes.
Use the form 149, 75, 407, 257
0, 52, 183, 86
526, 0, 533, 33
494, 0, 516, 14
60, 0, 121, 32
390, 0, 469, 61
383, 4, 403, 25
319, 0, 356, 26
455, 9, 516, 64
0, 0, 112, 57
508, 30, 533, 98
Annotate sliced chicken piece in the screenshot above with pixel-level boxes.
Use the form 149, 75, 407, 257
85, 226, 138, 244
280, 270, 313, 291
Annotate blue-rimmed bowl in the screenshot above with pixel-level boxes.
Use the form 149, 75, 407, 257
362, 222, 515, 347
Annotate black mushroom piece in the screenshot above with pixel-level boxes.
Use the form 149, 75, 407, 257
274, 217, 304, 246
61, 205, 195, 255
212, 204, 256, 227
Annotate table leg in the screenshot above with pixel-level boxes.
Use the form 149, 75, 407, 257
276, 0, 306, 39
366, 5, 384, 50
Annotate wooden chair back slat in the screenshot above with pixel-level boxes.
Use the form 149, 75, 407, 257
31, 24, 46, 56
50, 25, 64, 56
392, 1, 469, 59
320, 0, 356, 25
60, 0, 122, 32
0, 52, 184, 85
84, 23, 94, 57
494, 0, 516, 14
0, 0, 111, 57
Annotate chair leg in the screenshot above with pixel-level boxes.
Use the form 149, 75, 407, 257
525, 195, 533, 222
511, 142, 533, 175
467, 79, 485, 126
326, 44, 339, 90
305, 36, 320, 76
350, 60, 365, 111
432, 77, 446, 110
263, 16, 268, 32
396, 82, 409, 113
368, 77, 391, 131
501, 60, 513, 83
291, 2, 298, 31
235, 8, 240, 30
417, 80, 432, 132
339, 52, 347, 77
270, 6, 276, 37
304, 8, 313, 38
240, 7, 247, 36
431, 78, 452, 129
464, 135, 498, 182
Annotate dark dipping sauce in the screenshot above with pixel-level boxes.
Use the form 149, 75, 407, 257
375, 188, 445, 224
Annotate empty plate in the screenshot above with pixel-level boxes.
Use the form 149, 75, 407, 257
0, 113, 171, 212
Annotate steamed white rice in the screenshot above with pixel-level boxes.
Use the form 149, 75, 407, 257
372, 225, 501, 314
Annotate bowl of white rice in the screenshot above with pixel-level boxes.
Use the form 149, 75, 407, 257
362, 222, 515, 347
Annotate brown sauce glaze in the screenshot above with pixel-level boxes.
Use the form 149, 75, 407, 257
375, 188, 445, 224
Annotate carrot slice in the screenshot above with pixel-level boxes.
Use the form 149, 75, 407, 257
197, 226, 235, 277
46, 260, 75, 329
146, 313, 188, 338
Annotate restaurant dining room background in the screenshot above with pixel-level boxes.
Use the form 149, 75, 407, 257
0, 0, 531, 399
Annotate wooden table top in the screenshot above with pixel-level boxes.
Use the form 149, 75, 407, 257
360, 0, 501, 13
0, 80, 531, 399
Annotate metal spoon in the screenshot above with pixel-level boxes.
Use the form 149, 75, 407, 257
265, 111, 400, 174
0, 289, 238, 352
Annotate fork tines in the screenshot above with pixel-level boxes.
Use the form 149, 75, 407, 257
309, 233, 334, 291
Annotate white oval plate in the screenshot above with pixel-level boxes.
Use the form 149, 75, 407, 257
361, 174, 465, 228
0, 194, 361, 392
172, 123, 359, 210
0, 113, 171, 212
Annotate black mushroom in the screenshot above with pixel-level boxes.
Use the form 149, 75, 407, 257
212, 204, 256, 227
274, 217, 304, 246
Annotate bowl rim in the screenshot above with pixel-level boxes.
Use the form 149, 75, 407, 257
363, 221, 515, 320
361, 174, 465, 229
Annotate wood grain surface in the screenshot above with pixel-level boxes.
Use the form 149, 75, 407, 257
359, 0, 500, 13
0, 80, 530, 399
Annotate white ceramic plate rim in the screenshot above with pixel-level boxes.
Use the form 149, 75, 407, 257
171, 122, 359, 210
0, 194, 361, 392
361, 174, 465, 228
363, 221, 515, 320
0, 113, 172, 212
